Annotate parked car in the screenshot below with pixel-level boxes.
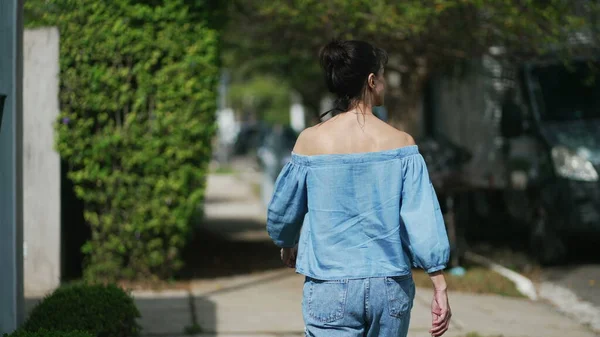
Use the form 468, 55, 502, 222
425, 54, 600, 265
257, 124, 298, 207
232, 121, 270, 156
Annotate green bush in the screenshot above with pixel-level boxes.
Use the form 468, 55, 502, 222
25, 1, 224, 281
22, 283, 141, 337
4, 329, 93, 337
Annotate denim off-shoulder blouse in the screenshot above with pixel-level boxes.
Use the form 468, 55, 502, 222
266, 145, 450, 280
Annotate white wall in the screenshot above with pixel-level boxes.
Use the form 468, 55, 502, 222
23, 27, 61, 297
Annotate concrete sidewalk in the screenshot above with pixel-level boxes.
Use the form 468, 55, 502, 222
134, 268, 597, 337
133, 172, 598, 337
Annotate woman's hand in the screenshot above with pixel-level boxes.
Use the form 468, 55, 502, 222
430, 288, 451, 336
280, 247, 297, 268
428, 271, 451, 336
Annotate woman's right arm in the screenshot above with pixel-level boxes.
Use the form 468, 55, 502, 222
399, 154, 451, 336
429, 271, 451, 337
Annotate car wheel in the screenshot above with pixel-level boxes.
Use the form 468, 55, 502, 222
529, 206, 567, 266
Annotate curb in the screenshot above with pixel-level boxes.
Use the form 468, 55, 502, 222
132, 288, 189, 299
538, 281, 600, 334
465, 251, 600, 334
464, 251, 538, 300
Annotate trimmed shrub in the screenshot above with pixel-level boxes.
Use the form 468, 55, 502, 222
4, 329, 93, 337
22, 283, 141, 337
24, 1, 224, 281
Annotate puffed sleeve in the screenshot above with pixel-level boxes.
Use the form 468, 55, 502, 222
400, 154, 450, 273
266, 161, 308, 248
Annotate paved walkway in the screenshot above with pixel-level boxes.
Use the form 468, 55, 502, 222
135, 268, 598, 337
134, 173, 599, 337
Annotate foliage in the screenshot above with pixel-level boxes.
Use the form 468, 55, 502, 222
412, 266, 524, 298
183, 323, 203, 335
4, 330, 93, 337
228, 76, 291, 126
225, 0, 599, 127
25, 0, 224, 281
22, 283, 141, 337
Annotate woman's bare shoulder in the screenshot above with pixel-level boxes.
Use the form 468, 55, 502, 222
292, 126, 320, 155
380, 124, 416, 148
293, 121, 416, 155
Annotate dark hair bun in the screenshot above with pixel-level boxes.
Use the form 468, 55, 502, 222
318, 39, 388, 118
320, 40, 350, 68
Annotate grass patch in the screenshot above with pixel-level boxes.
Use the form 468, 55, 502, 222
251, 182, 262, 200
184, 323, 203, 335
412, 266, 524, 297
469, 244, 542, 282
211, 165, 236, 175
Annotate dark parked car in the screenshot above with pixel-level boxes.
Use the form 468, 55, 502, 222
232, 122, 270, 156
257, 125, 298, 207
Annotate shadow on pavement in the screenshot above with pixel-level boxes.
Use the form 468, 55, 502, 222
25, 295, 217, 337
203, 195, 252, 205
177, 219, 283, 280
136, 294, 216, 336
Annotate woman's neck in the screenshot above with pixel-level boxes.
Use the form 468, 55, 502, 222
346, 102, 373, 115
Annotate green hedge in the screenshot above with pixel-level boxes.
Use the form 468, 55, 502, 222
4, 329, 93, 337
25, 1, 223, 281
22, 283, 140, 337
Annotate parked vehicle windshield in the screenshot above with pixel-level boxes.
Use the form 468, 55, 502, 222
529, 60, 600, 122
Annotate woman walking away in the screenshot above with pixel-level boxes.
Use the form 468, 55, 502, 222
266, 39, 452, 337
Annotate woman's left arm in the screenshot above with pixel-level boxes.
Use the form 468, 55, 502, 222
266, 161, 308, 250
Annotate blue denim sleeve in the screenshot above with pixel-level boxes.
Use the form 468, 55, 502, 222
266, 161, 308, 248
400, 154, 450, 273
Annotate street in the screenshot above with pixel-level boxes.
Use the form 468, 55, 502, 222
537, 243, 600, 332
544, 264, 600, 308
470, 232, 600, 333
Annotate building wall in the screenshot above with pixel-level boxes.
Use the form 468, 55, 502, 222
0, 0, 24, 333
22, 27, 61, 297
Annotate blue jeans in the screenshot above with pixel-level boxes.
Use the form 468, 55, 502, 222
302, 276, 415, 337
